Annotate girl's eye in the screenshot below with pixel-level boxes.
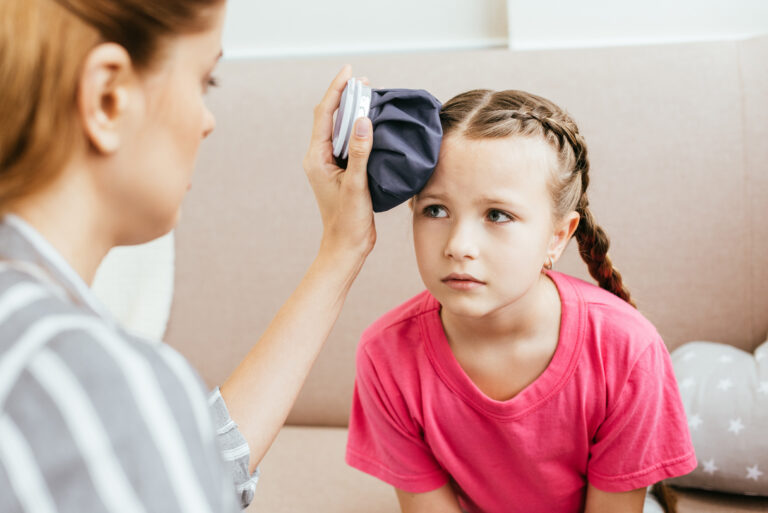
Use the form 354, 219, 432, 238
487, 209, 513, 223
422, 205, 447, 218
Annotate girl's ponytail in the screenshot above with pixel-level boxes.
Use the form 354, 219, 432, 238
574, 199, 636, 308
528, 110, 637, 309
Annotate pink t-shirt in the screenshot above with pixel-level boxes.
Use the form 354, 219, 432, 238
346, 270, 696, 513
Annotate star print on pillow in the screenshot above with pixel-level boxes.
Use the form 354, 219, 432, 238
667, 335, 768, 496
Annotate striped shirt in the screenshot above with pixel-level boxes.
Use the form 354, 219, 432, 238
0, 215, 258, 512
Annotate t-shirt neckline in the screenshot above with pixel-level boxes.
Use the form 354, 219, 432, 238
420, 270, 585, 420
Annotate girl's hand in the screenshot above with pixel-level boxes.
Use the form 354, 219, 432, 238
303, 65, 376, 260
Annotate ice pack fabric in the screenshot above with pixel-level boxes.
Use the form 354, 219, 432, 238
364, 89, 443, 212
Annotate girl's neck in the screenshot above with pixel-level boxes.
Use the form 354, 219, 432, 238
440, 272, 560, 351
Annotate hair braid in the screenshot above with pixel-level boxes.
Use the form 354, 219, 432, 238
574, 199, 636, 308
560, 124, 636, 309
515, 110, 637, 309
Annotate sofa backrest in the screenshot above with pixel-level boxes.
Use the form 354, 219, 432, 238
165, 36, 768, 427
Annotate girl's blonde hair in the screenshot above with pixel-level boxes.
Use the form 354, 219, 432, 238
0, 0, 223, 213
440, 89, 635, 308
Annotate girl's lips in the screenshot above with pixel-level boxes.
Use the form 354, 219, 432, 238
441, 273, 485, 290
443, 279, 484, 291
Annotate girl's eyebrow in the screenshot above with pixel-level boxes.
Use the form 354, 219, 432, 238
416, 192, 447, 202
417, 192, 526, 212
476, 194, 525, 209
477, 196, 517, 204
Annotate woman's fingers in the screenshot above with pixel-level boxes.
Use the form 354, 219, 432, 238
345, 117, 373, 189
310, 65, 353, 146
326, 116, 375, 255
303, 69, 376, 258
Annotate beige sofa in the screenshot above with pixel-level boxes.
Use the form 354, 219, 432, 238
165, 36, 768, 512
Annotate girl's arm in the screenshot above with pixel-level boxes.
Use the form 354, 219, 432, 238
219, 65, 376, 472
395, 484, 464, 513
584, 483, 646, 513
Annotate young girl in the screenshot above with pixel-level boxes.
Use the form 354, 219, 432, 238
346, 89, 696, 513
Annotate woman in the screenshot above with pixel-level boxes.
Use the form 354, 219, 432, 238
0, 0, 375, 511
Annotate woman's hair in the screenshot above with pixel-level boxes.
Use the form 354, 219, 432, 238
0, 0, 223, 213
440, 89, 635, 308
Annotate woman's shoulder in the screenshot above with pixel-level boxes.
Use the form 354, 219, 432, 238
0, 266, 231, 513
0, 263, 208, 416
0, 263, 96, 358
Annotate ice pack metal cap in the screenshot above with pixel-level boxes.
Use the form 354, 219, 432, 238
332, 78, 443, 212
332, 78, 373, 160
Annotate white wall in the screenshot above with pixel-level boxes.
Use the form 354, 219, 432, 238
222, 0, 508, 59
507, 0, 768, 50
221, 0, 768, 59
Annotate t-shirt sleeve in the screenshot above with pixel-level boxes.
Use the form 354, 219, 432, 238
346, 342, 449, 493
209, 387, 260, 509
587, 336, 697, 492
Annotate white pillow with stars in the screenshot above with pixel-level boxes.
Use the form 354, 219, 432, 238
667, 336, 768, 495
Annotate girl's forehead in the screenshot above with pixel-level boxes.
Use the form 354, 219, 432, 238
425, 134, 556, 198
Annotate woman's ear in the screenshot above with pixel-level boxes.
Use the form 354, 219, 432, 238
548, 211, 580, 263
78, 43, 135, 154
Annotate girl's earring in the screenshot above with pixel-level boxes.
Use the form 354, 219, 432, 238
544, 256, 554, 270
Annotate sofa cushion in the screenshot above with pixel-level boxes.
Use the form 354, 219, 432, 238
673, 488, 768, 512
248, 426, 768, 512
669, 339, 768, 495
247, 426, 399, 513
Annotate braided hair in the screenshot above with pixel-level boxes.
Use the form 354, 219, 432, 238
440, 89, 635, 308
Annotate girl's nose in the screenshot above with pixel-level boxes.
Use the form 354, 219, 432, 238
443, 222, 479, 260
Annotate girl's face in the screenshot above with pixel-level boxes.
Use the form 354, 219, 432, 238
412, 134, 563, 320
106, 4, 225, 244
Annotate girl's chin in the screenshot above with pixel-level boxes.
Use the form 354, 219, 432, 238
435, 295, 494, 319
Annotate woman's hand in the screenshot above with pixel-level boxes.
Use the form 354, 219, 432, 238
303, 65, 376, 260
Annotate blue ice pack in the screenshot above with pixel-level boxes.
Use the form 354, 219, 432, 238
332, 79, 443, 212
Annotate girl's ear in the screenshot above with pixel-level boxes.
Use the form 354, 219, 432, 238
78, 43, 136, 154
548, 211, 580, 263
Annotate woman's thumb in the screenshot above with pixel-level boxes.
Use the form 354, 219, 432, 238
346, 117, 373, 180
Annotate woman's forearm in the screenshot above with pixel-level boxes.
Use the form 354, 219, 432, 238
220, 66, 375, 474
219, 243, 367, 472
